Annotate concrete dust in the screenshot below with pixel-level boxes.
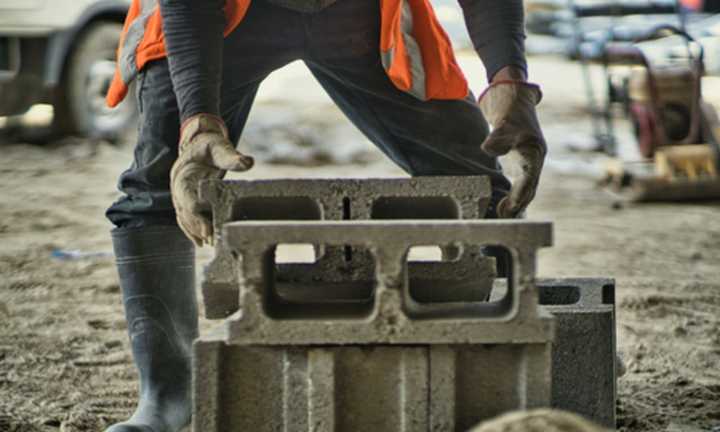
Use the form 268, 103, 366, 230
1, 56, 720, 431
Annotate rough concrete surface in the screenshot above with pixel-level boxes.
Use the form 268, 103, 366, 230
193, 276, 616, 430
488, 278, 620, 427
197, 181, 618, 428
194, 215, 559, 430
193, 330, 552, 432
538, 278, 617, 428
195, 208, 619, 429
199, 176, 494, 319
218, 220, 554, 345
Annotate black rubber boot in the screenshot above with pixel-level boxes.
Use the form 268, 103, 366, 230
106, 226, 198, 432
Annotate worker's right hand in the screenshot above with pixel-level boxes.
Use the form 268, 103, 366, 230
170, 114, 254, 247
478, 81, 547, 218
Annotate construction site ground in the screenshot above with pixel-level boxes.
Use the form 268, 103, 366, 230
1, 55, 719, 432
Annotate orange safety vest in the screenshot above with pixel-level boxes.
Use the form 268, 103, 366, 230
106, 0, 469, 108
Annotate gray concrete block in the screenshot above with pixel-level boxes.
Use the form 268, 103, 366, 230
537, 278, 617, 429
270, 247, 496, 305
429, 343, 552, 431
192, 337, 222, 432
192, 212, 565, 430
487, 278, 617, 427
198, 177, 494, 319
192, 277, 618, 431
191, 177, 618, 430
219, 220, 555, 345
193, 329, 553, 432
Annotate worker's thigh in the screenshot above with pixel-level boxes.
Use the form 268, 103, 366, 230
104, 57, 265, 229
219, 0, 305, 140
106, 59, 182, 229
304, 0, 511, 210
106, 2, 305, 229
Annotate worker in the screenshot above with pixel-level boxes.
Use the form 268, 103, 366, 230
103, 1, 546, 431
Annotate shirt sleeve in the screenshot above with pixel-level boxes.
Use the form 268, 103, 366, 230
457, 0, 528, 81
158, 0, 225, 122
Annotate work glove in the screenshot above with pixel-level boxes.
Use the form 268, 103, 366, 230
479, 81, 547, 218
170, 114, 254, 246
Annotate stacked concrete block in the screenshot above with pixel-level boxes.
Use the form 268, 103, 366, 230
198, 177, 495, 319
192, 177, 618, 430
193, 219, 556, 431
217, 220, 553, 344
195, 333, 553, 432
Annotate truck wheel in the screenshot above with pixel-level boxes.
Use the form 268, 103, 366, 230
54, 21, 137, 142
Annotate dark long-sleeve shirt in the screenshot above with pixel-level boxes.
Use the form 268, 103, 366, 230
158, 0, 527, 122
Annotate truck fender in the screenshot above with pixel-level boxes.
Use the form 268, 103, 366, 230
43, 0, 129, 87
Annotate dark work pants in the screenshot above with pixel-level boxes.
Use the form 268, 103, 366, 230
106, 0, 511, 228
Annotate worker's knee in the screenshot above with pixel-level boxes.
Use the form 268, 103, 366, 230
106, 190, 176, 229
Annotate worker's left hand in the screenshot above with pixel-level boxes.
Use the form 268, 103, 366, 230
479, 81, 547, 218
170, 114, 254, 247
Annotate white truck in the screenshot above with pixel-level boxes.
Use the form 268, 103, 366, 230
0, 0, 134, 141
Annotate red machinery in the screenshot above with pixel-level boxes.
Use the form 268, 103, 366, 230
601, 25, 720, 200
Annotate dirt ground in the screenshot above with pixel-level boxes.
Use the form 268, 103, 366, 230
1, 56, 719, 432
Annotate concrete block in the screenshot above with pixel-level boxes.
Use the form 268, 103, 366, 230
193, 329, 552, 432
192, 215, 565, 430
219, 220, 555, 345
198, 177, 494, 319
429, 343, 552, 431
193, 277, 618, 431
538, 278, 617, 428
191, 177, 619, 430
488, 278, 617, 427
273, 256, 497, 305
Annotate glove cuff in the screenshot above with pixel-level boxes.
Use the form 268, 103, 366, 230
478, 81, 543, 105
179, 113, 229, 147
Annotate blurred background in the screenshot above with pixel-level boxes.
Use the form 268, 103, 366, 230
1, 1, 720, 431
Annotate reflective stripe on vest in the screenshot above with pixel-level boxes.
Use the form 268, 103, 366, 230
118, 0, 156, 85
381, 0, 426, 100
107, 0, 468, 108
379, 0, 467, 101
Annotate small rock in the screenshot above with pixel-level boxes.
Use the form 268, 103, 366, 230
611, 201, 624, 210
616, 353, 627, 377
103, 340, 122, 350
691, 400, 705, 408
666, 422, 706, 432
470, 409, 609, 432
86, 319, 109, 330
673, 376, 690, 386
60, 410, 105, 432
673, 325, 688, 336
43, 418, 62, 427
101, 283, 120, 294
690, 251, 703, 261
